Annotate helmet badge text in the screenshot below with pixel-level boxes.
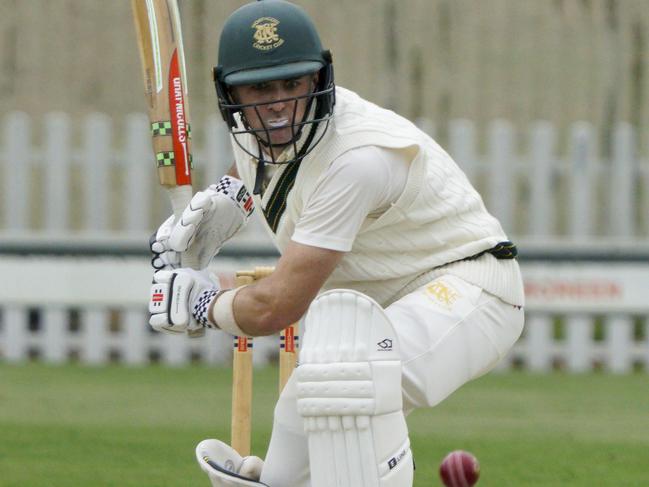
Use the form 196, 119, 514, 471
252, 17, 284, 51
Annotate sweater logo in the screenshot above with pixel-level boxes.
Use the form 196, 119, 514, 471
252, 17, 284, 51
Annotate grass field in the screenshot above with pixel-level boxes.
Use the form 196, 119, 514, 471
1, 364, 648, 487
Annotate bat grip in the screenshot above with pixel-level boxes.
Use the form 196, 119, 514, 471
168, 185, 204, 338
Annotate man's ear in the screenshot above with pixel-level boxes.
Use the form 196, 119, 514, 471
228, 86, 239, 104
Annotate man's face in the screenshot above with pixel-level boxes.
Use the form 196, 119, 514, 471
230, 74, 318, 149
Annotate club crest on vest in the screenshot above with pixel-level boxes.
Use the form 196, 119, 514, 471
425, 280, 459, 309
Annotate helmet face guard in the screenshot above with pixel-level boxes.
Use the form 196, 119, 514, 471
213, 0, 336, 167
214, 58, 335, 165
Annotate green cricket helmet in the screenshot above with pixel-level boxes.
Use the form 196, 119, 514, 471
213, 0, 335, 181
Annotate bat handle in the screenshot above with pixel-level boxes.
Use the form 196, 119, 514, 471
167, 185, 200, 269
167, 185, 203, 338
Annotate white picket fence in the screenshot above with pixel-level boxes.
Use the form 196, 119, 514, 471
1, 254, 648, 372
1, 111, 235, 236
2, 111, 647, 238
0, 255, 282, 367
1, 112, 648, 372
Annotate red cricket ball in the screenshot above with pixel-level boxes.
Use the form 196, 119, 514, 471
439, 450, 480, 487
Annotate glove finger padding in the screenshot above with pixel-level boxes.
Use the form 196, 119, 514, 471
148, 269, 221, 335
151, 245, 180, 271
169, 190, 212, 252
238, 456, 264, 481
168, 176, 254, 268
150, 215, 181, 271
196, 439, 269, 487
148, 271, 188, 333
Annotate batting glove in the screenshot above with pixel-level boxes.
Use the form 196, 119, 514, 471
168, 176, 254, 267
150, 214, 181, 271
195, 439, 266, 486
148, 268, 222, 335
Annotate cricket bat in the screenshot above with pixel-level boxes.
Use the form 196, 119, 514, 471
131, 0, 199, 270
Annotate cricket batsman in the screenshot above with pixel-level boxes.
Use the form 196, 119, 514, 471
147, 1, 525, 485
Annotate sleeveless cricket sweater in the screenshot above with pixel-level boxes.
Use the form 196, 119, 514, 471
233, 87, 524, 307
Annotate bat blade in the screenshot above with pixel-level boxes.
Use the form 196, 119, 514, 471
132, 0, 200, 271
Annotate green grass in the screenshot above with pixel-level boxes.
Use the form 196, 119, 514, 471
1, 364, 648, 487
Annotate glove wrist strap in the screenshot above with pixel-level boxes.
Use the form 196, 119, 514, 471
193, 289, 222, 328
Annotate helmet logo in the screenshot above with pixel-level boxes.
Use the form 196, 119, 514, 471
252, 17, 284, 51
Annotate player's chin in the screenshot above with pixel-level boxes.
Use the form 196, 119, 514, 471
262, 130, 293, 147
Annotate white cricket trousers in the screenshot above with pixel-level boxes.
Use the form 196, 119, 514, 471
260, 274, 525, 487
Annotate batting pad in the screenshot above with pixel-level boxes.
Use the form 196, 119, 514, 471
195, 439, 269, 487
297, 290, 413, 487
